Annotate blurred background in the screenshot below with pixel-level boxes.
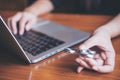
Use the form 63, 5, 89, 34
0, 0, 27, 10
0, 0, 120, 15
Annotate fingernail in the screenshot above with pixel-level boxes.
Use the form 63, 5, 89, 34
14, 31, 17, 35
77, 67, 83, 73
92, 66, 98, 71
75, 58, 81, 63
20, 31, 23, 35
26, 27, 30, 31
77, 69, 81, 73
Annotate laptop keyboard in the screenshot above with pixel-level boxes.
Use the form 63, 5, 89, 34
14, 30, 65, 56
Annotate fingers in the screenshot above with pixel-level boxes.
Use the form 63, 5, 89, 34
77, 66, 84, 73
105, 51, 115, 66
93, 53, 114, 73
85, 58, 98, 66
75, 57, 91, 69
7, 18, 12, 32
26, 20, 32, 31
76, 57, 103, 68
25, 19, 36, 31
98, 50, 115, 73
77, 31, 115, 73
83, 51, 115, 73
75, 57, 88, 73
92, 65, 114, 73
19, 16, 28, 35
79, 36, 97, 50
8, 12, 22, 34
7, 12, 37, 35
76, 57, 114, 73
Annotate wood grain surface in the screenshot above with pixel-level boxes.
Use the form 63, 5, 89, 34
0, 11, 120, 80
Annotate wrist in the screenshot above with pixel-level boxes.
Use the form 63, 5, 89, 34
23, 7, 38, 16
93, 27, 111, 39
23, 0, 54, 17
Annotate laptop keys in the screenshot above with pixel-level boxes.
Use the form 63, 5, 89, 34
14, 30, 65, 56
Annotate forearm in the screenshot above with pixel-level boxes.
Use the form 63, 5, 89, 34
24, 0, 54, 16
94, 14, 120, 38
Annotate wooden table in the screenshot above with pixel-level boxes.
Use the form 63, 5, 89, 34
0, 11, 120, 80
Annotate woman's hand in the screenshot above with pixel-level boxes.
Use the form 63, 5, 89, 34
75, 30, 115, 73
7, 12, 37, 35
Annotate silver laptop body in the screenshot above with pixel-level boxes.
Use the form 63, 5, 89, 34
0, 16, 90, 63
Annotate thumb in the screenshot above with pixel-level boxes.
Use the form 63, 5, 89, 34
79, 38, 97, 50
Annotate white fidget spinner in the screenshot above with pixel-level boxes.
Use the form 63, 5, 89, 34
64, 48, 96, 58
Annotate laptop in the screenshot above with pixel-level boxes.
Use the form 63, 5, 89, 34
0, 16, 90, 63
